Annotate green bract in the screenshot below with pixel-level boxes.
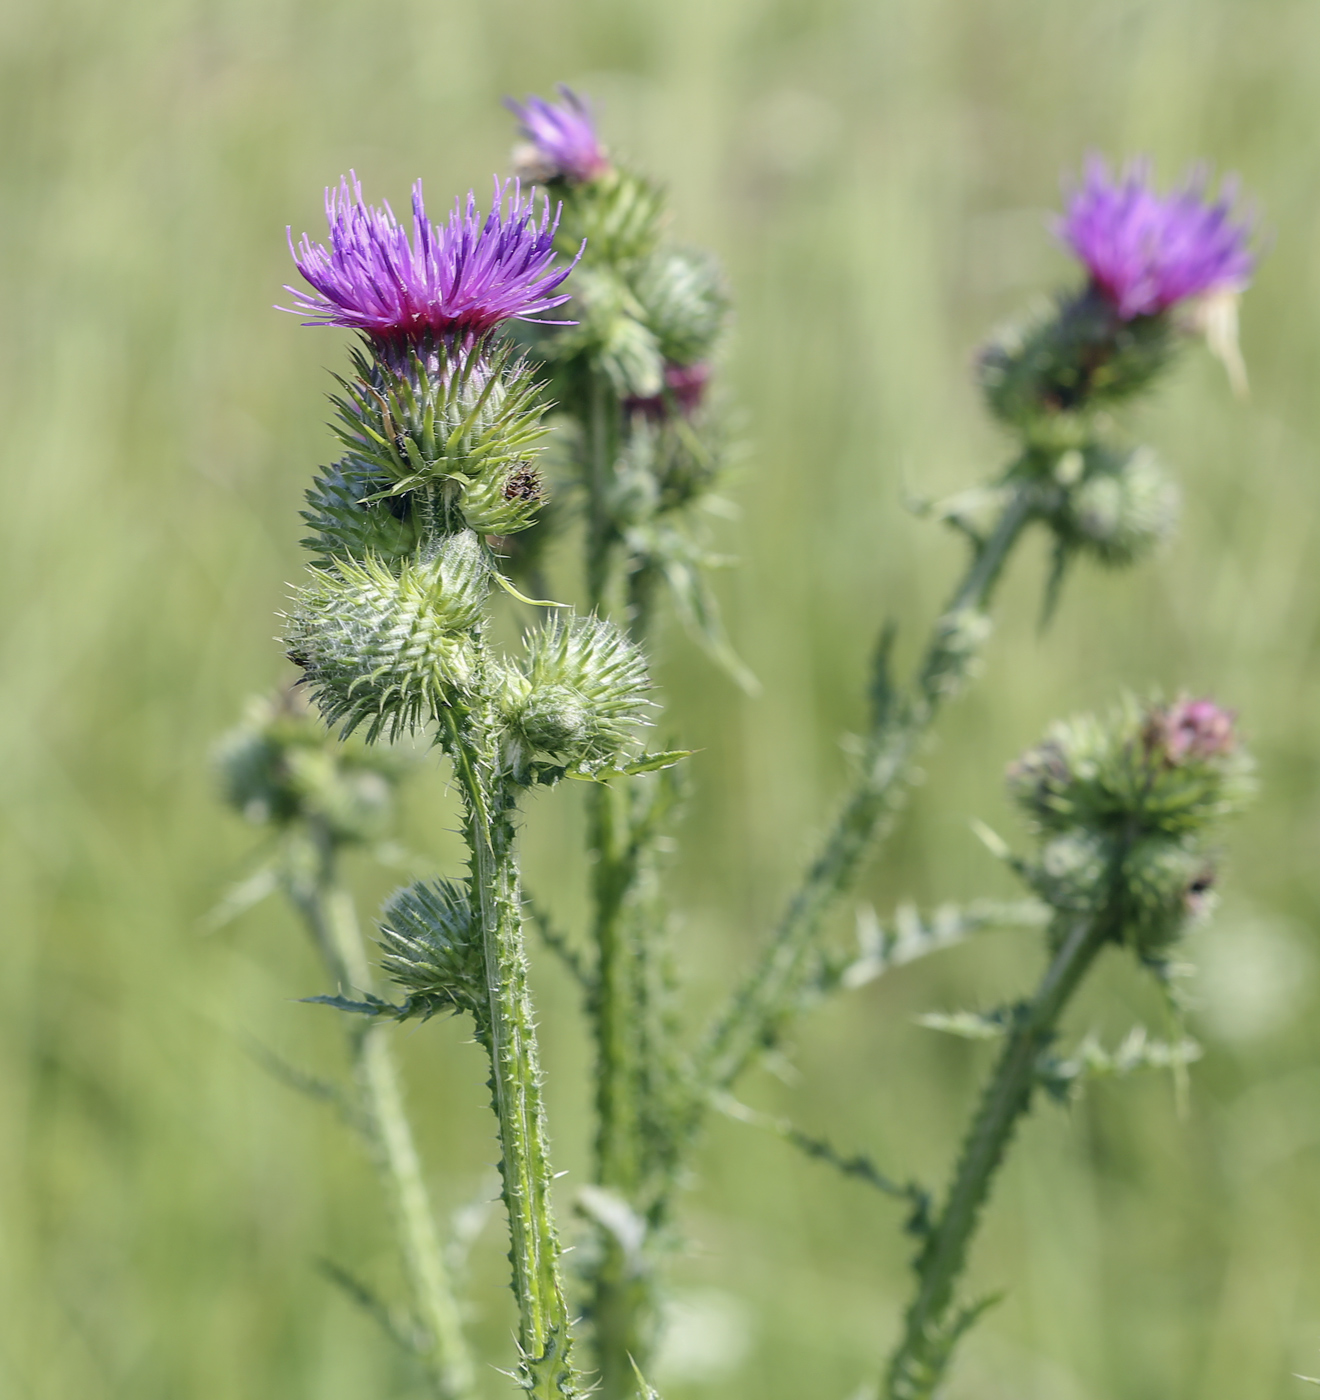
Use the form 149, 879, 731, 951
332, 337, 550, 513
979, 288, 1175, 447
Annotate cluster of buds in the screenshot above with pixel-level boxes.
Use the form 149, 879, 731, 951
279, 169, 651, 776
1006, 696, 1253, 957
501, 88, 742, 678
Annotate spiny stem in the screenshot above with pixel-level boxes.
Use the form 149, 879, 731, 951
443, 710, 580, 1398
693, 479, 1038, 1101
884, 913, 1110, 1400
580, 370, 669, 1398
291, 832, 474, 1400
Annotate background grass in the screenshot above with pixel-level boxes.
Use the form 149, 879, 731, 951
4, 1, 1320, 1396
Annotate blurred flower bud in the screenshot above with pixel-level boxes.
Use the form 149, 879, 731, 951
1008, 695, 1251, 841
1120, 838, 1219, 955
214, 690, 403, 844
378, 879, 486, 1020
1008, 697, 1252, 955
503, 614, 650, 775
285, 531, 490, 741
1046, 444, 1179, 567
1145, 697, 1237, 765
1025, 830, 1110, 918
632, 247, 728, 368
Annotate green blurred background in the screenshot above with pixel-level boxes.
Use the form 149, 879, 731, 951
4, 0, 1320, 1396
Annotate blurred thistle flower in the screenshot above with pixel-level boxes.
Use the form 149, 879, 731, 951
624, 361, 711, 420
1147, 696, 1237, 765
506, 86, 609, 185
284, 174, 580, 341
1059, 156, 1254, 320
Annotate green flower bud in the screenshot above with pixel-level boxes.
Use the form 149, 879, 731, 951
378, 879, 485, 1019
214, 690, 403, 843
632, 247, 728, 367
1047, 445, 1179, 567
554, 167, 665, 265
504, 615, 650, 774
301, 457, 421, 569
284, 532, 490, 741
1025, 830, 1110, 917
1119, 837, 1217, 956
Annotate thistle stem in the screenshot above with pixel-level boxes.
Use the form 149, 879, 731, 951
579, 372, 670, 1398
443, 711, 580, 1398
290, 831, 474, 1400
694, 479, 1039, 1099
883, 913, 1110, 1400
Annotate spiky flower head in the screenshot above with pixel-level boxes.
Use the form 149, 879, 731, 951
284, 174, 579, 341
1059, 156, 1254, 321
502, 614, 650, 776
506, 86, 609, 185
1008, 695, 1252, 841
284, 531, 490, 742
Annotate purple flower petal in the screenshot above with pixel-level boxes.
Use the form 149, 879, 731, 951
1059, 156, 1254, 320
505, 85, 609, 185
282, 174, 581, 340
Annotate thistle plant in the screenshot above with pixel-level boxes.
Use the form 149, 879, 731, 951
215, 102, 1259, 1400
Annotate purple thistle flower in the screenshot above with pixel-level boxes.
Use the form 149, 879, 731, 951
283, 174, 580, 341
1059, 157, 1254, 320
505, 86, 609, 185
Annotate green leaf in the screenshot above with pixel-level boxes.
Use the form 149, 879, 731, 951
917, 1008, 1012, 1041
302, 991, 402, 1018
619, 749, 693, 775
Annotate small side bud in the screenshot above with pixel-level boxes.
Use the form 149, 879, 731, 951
1057, 445, 1179, 567
284, 534, 491, 741
632, 247, 729, 368
458, 461, 546, 536
503, 615, 650, 775
378, 880, 485, 1019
